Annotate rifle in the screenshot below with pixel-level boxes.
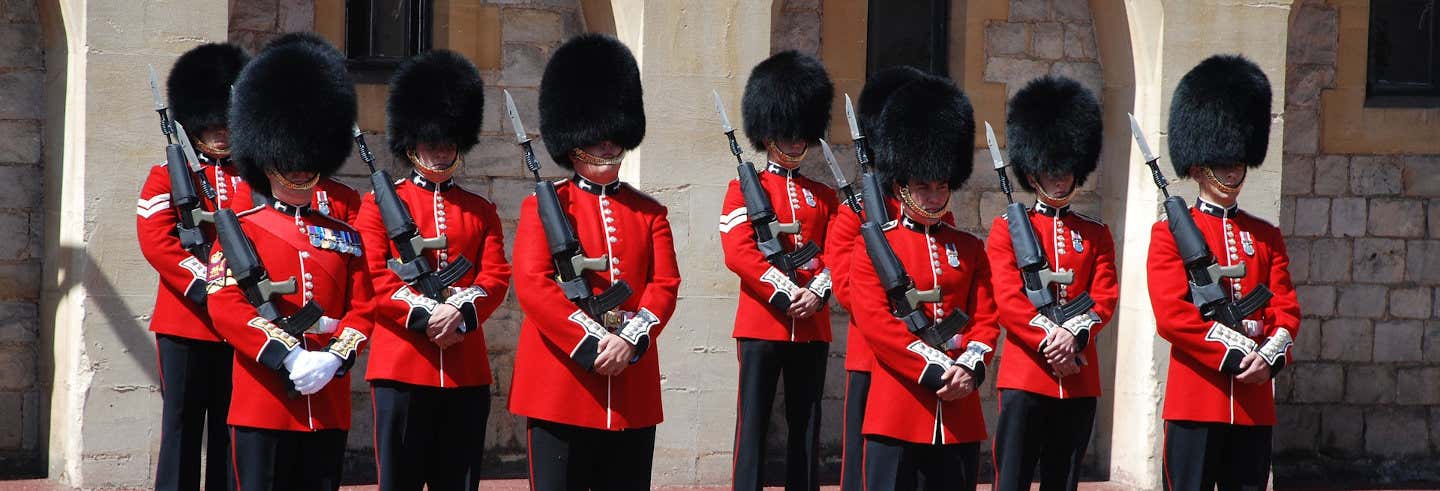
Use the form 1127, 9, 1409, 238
504, 90, 632, 323
843, 94, 891, 225
214, 208, 324, 394
1127, 113, 1271, 330
983, 122, 1095, 327
149, 65, 215, 257
352, 125, 472, 316
821, 140, 967, 350
712, 91, 821, 281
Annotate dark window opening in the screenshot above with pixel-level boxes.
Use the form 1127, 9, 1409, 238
346, 0, 433, 81
865, 0, 950, 79
1366, 0, 1440, 107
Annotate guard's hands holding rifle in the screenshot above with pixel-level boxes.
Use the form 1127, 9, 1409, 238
427, 304, 465, 350
1234, 351, 1270, 384
936, 365, 976, 401
787, 287, 822, 319
594, 334, 638, 376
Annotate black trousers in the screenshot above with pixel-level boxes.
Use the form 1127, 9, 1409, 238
372, 381, 492, 491
732, 339, 827, 491
1163, 421, 1271, 491
863, 436, 980, 491
155, 334, 234, 491
991, 389, 1097, 491
526, 418, 656, 491
230, 425, 347, 491
840, 370, 870, 491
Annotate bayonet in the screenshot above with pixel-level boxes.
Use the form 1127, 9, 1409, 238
819, 138, 849, 191
844, 94, 861, 141
984, 122, 1005, 171
1127, 113, 1159, 165
714, 90, 734, 134
504, 90, 530, 144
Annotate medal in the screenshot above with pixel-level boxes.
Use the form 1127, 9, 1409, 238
803, 188, 816, 208
1071, 230, 1084, 253
316, 190, 331, 216
1241, 231, 1255, 256
946, 243, 960, 268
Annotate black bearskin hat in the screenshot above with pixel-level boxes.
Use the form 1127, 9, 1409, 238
262, 31, 335, 52
873, 76, 974, 189
167, 43, 249, 133
539, 34, 645, 169
229, 37, 357, 193
386, 50, 484, 161
1005, 76, 1102, 193
741, 51, 834, 151
1167, 54, 1272, 178
858, 65, 928, 137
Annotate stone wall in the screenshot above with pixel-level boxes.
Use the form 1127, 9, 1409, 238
0, 0, 44, 477
1273, 0, 1440, 484
228, 0, 315, 53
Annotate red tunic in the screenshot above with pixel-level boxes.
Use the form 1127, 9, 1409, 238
137, 157, 245, 342
848, 216, 1000, 444
719, 163, 838, 342
826, 195, 953, 372
206, 200, 376, 431
986, 203, 1119, 399
1148, 200, 1301, 426
356, 174, 512, 388
508, 176, 682, 430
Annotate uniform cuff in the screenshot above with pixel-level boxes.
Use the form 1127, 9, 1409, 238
617, 308, 660, 363
953, 341, 993, 386
247, 317, 302, 372
1062, 310, 1100, 351
805, 268, 833, 305
566, 309, 609, 372
325, 327, 367, 376
760, 266, 800, 311
1257, 327, 1293, 378
391, 286, 439, 332
1205, 322, 1258, 375
443, 286, 488, 334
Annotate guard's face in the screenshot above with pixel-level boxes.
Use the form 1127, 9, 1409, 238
268, 170, 318, 205
1190, 162, 1247, 199
415, 142, 458, 170
903, 180, 952, 225
575, 140, 623, 184
767, 138, 809, 169
1032, 172, 1075, 199
198, 126, 231, 155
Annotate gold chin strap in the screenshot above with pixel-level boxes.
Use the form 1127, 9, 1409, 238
1030, 177, 1075, 207
1203, 166, 1244, 194
408, 149, 463, 180
266, 169, 320, 191
195, 139, 231, 159
898, 185, 949, 220
766, 141, 809, 164
570, 148, 626, 167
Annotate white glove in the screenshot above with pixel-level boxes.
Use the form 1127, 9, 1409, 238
288, 350, 342, 395
282, 348, 303, 372
315, 315, 339, 334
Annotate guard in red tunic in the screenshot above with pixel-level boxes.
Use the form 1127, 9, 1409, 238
720, 51, 836, 491
986, 76, 1119, 491
1148, 55, 1301, 491
508, 34, 682, 490
355, 49, 512, 491
845, 76, 999, 491
205, 38, 374, 491
137, 42, 248, 491
824, 64, 943, 491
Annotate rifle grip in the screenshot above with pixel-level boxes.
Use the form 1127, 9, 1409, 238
572, 254, 610, 273
412, 234, 447, 253
1038, 268, 1075, 287
772, 221, 801, 235
1213, 262, 1247, 279
259, 277, 298, 299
